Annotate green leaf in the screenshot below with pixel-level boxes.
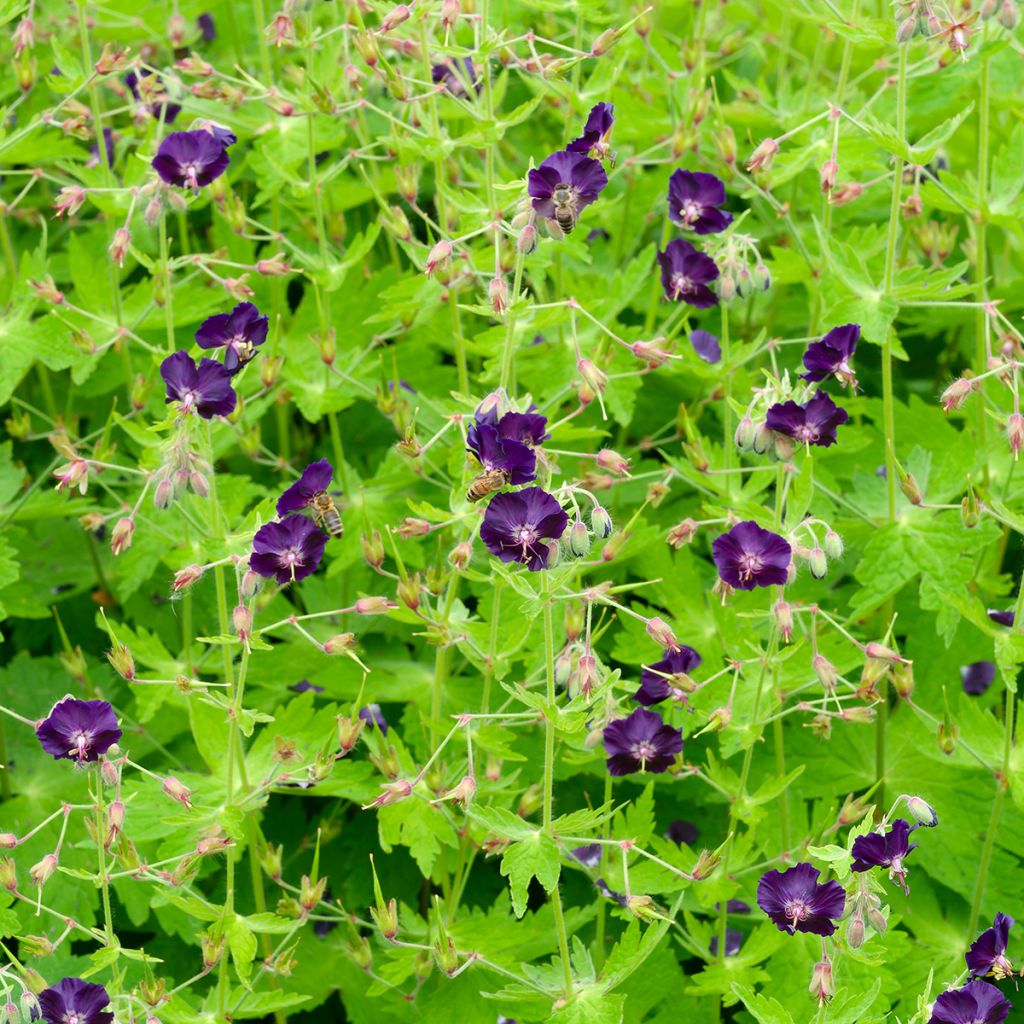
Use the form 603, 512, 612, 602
731, 983, 795, 1024
227, 914, 258, 986
500, 830, 562, 918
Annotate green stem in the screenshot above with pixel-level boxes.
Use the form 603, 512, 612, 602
975, 50, 991, 469
159, 214, 175, 354
498, 251, 525, 391
0, 719, 10, 801
721, 302, 732, 471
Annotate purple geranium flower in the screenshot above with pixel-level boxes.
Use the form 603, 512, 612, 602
988, 609, 1015, 627
198, 12, 216, 40
527, 149, 608, 231
37, 978, 114, 1024
358, 704, 388, 734
756, 862, 846, 936
276, 459, 333, 517
193, 119, 238, 148
665, 820, 698, 845
249, 515, 328, 584
466, 423, 536, 484
603, 707, 683, 776
161, 350, 237, 419
570, 843, 602, 868
497, 411, 550, 446
152, 129, 231, 190
125, 70, 182, 124
930, 981, 1012, 1024
851, 818, 917, 893
691, 329, 721, 363
962, 661, 996, 697
967, 913, 1015, 978
801, 324, 859, 387
634, 645, 702, 706
712, 521, 792, 591
195, 301, 269, 372
431, 57, 480, 95
667, 170, 732, 235
567, 102, 614, 159
480, 488, 568, 571
36, 698, 122, 764
765, 390, 849, 448
657, 239, 719, 308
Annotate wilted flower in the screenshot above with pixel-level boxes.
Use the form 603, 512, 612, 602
712, 521, 792, 590
160, 351, 237, 419
152, 129, 231, 190
479, 488, 568, 571
657, 239, 719, 308
850, 818, 917, 893
249, 515, 328, 584
36, 698, 122, 764
37, 978, 114, 1024
634, 646, 702, 706
929, 981, 1011, 1024
667, 169, 732, 235
195, 302, 269, 372
802, 323, 859, 387
603, 707, 683, 776
962, 661, 996, 696
765, 390, 849, 448
756, 863, 846, 936
967, 913, 1015, 978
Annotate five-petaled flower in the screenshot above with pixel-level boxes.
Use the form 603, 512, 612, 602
479, 488, 568, 571
37, 977, 114, 1024
276, 458, 334, 517
160, 350, 237, 419
850, 818, 917, 893
657, 239, 720, 308
36, 698, 122, 764
634, 646, 702, 706
667, 170, 732, 235
195, 301, 269, 372
712, 520, 792, 590
466, 414, 536, 485
801, 323, 860, 388
967, 913, 1015, 979
152, 129, 232, 191
603, 707, 683, 776
527, 149, 608, 230
929, 980, 1012, 1024
249, 515, 328, 584
765, 390, 849, 448
567, 102, 615, 160
756, 862, 846, 936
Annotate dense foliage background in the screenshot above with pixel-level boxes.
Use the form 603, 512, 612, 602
0, 0, 1023, 1022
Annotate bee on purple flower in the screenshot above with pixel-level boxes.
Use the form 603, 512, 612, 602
801, 323, 860, 388
528, 149, 608, 236
195, 301, 269, 373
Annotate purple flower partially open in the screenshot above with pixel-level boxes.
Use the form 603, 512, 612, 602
765, 390, 849, 448
152, 129, 231, 190
466, 422, 536, 484
195, 301, 269, 372
961, 661, 996, 697
634, 645, 702, 706
691, 329, 721, 363
756, 862, 846, 936
929, 981, 1012, 1024
479, 488, 568, 571
667, 170, 732, 235
38, 978, 114, 1024
567, 102, 614, 159
160, 350, 237, 419
967, 913, 1015, 978
801, 324, 859, 387
198, 12, 216, 40
527, 149, 608, 227
657, 239, 719, 308
603, 707, 683, 776
37, 698, 121, 764
851, 818, 917, 893
712, 521, 792, 590
276, 459, 333, 517
249, 515, 328, 584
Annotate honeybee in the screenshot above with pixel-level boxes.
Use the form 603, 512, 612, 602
466, 468, 510, 503
310, 490, 344, 538
551, 183, 580, 235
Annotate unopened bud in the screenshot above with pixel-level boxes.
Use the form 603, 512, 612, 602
173, 564, 204, 592
691, 848, 721, 880
596, 448, 630, 476
162, 775, 193, 809
106, 640, 135, 681
847, 915, 865, 948
517, 222, 537, 255
232, 604, 252, 641
110, 516, 135, 556
30, 853, 57, 887
202, 932, 226, 969
746, 137, 779, 172
645, 617, 678, 650
578, 358, 608, 393
941, 377, 973, 413
809, 960, 835, 1001
590, 505, 613, 539
355, 596, 393, 615
424, 240, 452, 277
361, 529, 385, 569
774, 600, 793, 642
807, 547, 827, 579
488, 276, 509, 315
905, 795, 938, 827
568, 520, 591, 557
813, 654, 837, 693
667, 518, 698, 548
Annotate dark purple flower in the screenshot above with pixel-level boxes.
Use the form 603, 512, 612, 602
291, 679, 324, 694
358, 704, 388, 735
86, 128, 115, 169
801, 324, 859, 387
665, 820, 698, 845
691, 329, 721, 363
125, 71, 181, 124
497, 411, 550, 447
567, 102, 615, 159
37, 698, 122, 764
726, 899, 751, 914
710, 929, 743, 957
657, 240, 719, 308
930, 981, 1012, 1024
634, 646, 702, 706
962, 661, 996, 697
528, 150, 608, 229
276, 459, 333, 516
595, 878, 628, 905
161, 350, 237, 419
571, 843, 602, 868
152, 129, 230, 190
37, 978, 114, 1024
466, 423, 536, 485
988, 609, 1015, 627
712, 521, 792, 591
667, 170, 732, 235
195, 301, 269, 372
194, 119, 238, 148
249, 515, 328, 585
603, 707, 683, 776
198, 12, 216, 40
756, 862, 846, 936
479, 488, 567, 572
967, 913, 1015, 978
431, 57, 480, 95
851, 818, 917, 893
765, 390, 849, 448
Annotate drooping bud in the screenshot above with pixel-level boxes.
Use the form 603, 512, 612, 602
590, 505, 613, 538
488, 276, 509, 315
941, 377, 974, 413
807, 547, 828, 579
29, 853, 58, 887
232, 604, 252, 642
568, 520, 591, 558
846, 914, 865, 948
424, 240, 452, 277
596, 449, 631, 476
774, 600, 793, 643
809, 960, 834, 1001
577, 359, 608, 394
162, 775, 193, 809
813, 654, 838, 693
355, 596, 394, 615
746, 137, 779, 172
905, 795, 938, 827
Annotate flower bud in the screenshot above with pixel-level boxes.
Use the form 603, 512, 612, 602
847, 914, 865, 948
173, 564, 204, 592
774, 600, 793, 643
807, 547, 827, 579
905, 795, 938, 827
645, 617, 678, 649
813, 654, 837, 693
999, 0, 1019, 28
398, 517, 431, 539
0, 834, 16, 849
397, 573, 420, 611
734, 416, 755, 450
568, 520, 591, 557
746, 137, 779, 172
590, 505, 613, 539
239, 569, 260, 599
867, 907, 888, 933
323, 632, 357, 655
424, 240, 452, 277
578, 359, 608, 394
564, 603, 585, 641
162, 775, 193, 809
752, 422, 773, 454
30, 853, 57, 887
667, 518, 698, 548
232, 604, 252, 641
202, 932, 226, 969
107, 640, 135, 681
575, 653, 600, 696
488, 276, 509, 315
941, 377, 973, 413
0, 857, 16, 890
361, 529, 385, 569
355, 596, 393, 615
153, 478, 174, 509
596, 449, 630, 476
110, 516, 135, 556
449, 540, 472, 571
336, 713, 365, 754
517, 222, 537, 255
690, 848, 721, 880
809, 960, 834, 1001
554, 651, 574, 687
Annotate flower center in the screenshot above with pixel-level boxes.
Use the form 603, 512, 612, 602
69, 730, 93, 761
631, 741, 657, 765
794, 425, 819, 443
670, 272, 695, 298
679, 199, 702, 224
179, 388, 199, 412
514, 525, 538, 546
737, 552, 762, 580
180, 160, 201, 190
63, 1012, 88, 1024
783, 898, 810, 924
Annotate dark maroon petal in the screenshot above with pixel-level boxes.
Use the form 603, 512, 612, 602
249, 515, 328, 584
160, 349, 198, 401
194, 311, 233, 349
497, 411, 550, 445
690, 329, 721, 363
692, 206, 733, 235
37, 699, 122, 763
571, 843, 602, 867
198, 12, 216, 40
987, 610, 1015, 627
931, 981, 1011, 1024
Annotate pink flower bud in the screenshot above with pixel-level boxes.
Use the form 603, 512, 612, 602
239, 569, 260, 599
173, 564, 204, 592
380, 4, 411, 31
424, 240, 452, 277
232, 604, 252, 641
941, 377, 974, 413
397, 517, 432, 538
449, 541, 472, 570
596, 448, 631, 476
108, 227, 132, 267
162, 776, 193, 809
29, 853, 57, 887
577, 358, 608, 393
323, 633, 357, 655
255, 253, 291, 276
53, 186, 86, 218
517, 222, 537, 255
365, 778, 413, 809
819, 160, 838, 193
441, 0, 460, 29
645, 617, 678, 650
489, 276, 509, 315
110, 517, 135, 556
667, 518, 698, 548
355, 596, 394, 615
0, 834, 17, 849
746, 137, 779, 172
1007, 413, 1024, 459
